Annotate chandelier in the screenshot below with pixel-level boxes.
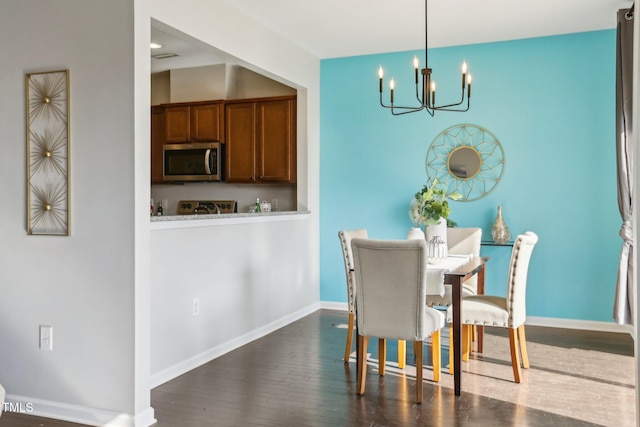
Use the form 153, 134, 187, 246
378, 0, 472, 116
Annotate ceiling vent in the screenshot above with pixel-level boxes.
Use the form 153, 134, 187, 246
152, 53, 179, 60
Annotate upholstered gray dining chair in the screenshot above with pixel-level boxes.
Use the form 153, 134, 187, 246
338, 228, 368, 362
447, 231, 538, 383
351, 238, 445, 403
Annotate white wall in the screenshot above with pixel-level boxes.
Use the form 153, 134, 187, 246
0, 0, 153, 425
150, 216, 317, 384
226, 65, 297, 99
150, 71, 170, 105
149, 0, 320, 386
169, 64, 227, 102
152, 60, 298, 106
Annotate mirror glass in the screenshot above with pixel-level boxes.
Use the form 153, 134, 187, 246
447, 146, 481, 180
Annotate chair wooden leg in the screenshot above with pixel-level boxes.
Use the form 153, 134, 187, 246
378, 338, 387, 376
415, 340, 423, 404
397, 340, 406, 369
472, 325, 478, 352
344, 313, 355, 362
462, 325, 471, 362
357, 335, 369, 395
431, 331, 441, 383
508, 328, 522, 383
448, 325, 454, 375
518, 324, 530, 369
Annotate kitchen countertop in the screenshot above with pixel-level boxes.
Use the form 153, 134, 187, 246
150, 210, 311, 230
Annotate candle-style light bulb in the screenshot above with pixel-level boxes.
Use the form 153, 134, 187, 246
467, 74, 472, 98
431, 81, 436, 105
461, 61, 468, 88
378, 66, 384, 93
413, 56, 419, 84
390, 78, 395, 103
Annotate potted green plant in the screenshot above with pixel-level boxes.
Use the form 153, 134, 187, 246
409, 178, 461, 226
408, 179, 462, 261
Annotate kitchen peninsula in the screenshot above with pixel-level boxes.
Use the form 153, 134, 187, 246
150, 209, 310, 230
150, 205, 314, 389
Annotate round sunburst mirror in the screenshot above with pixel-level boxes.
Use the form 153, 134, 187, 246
426, 124, 504, 202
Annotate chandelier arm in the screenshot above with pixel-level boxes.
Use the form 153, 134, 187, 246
432, 88, 467, 109
434, 105, 470, 113
380, 94, 421, 111
379, 93, 435, 116
392, 106, 432, 116
380, 90, 431, 113
433, 97, 470, 112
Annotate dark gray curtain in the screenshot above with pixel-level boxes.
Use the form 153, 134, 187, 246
614, 7, 634, 325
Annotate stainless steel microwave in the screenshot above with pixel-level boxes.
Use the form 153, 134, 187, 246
163, 142, 224, 182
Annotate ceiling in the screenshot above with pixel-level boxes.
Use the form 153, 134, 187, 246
151, 0, 633, 72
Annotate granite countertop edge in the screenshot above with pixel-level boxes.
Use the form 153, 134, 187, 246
151, 210, 309, 222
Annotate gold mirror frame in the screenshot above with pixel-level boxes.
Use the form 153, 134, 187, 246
426, 124, 504, 202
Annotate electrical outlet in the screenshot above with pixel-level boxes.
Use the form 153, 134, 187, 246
192, 297, 200, 316
39, 325, 53, 350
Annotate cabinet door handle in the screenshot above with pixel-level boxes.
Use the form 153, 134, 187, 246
204, 149, 212, 175
259, 176, 263, 180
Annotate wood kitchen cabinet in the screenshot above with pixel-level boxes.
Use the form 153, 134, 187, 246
151, 105, 165, 184
225, 96, 296, 183
164, 101, 224, 143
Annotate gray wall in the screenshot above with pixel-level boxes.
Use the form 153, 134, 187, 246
0, 0, 149, 423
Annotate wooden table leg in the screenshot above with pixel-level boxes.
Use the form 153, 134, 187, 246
452, 276, 462, 396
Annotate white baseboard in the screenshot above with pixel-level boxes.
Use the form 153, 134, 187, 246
150, 302, 321, 388
526, 316, 633, 334
319, 301, 633, 335
321, 301, 348, 311
3, 395, 156, 427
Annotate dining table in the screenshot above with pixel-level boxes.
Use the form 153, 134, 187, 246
354, 255, 488, 397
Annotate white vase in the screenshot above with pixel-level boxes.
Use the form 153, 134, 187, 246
425, 217, 448, 257
427, 235, 447, 264
406, 227, 425, 240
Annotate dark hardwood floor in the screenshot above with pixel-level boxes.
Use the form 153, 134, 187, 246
0, 309, 635, 426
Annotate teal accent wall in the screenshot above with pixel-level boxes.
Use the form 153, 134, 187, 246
320, 30, 620, 322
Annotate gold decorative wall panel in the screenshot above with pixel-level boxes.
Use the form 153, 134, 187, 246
26, 70, 70, 235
